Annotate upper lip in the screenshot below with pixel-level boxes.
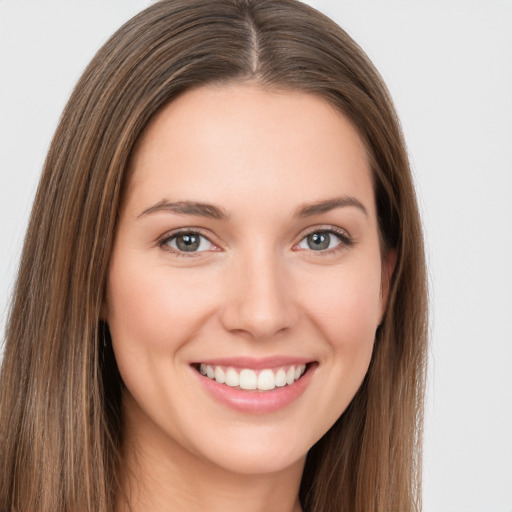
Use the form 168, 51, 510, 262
190, 356, 314, 370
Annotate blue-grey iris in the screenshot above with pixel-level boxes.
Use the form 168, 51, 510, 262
176, 233, 200, 251
307, 232, 330, 250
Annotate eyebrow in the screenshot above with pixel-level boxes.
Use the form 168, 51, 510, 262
295, 196, 368, 218
138, 195, 368, 221
138, 200, 229, 220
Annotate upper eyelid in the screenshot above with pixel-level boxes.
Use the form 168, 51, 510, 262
158, 227, 215, 243
296, 225, 352, 241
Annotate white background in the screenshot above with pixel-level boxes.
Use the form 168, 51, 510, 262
1, 1, 511, 511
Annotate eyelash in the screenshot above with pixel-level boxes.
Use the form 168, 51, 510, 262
157, 226, 354, 258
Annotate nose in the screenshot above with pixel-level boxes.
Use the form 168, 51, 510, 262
220, 249, 299, 339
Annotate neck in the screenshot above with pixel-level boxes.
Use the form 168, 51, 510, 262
115, 394, 304, 512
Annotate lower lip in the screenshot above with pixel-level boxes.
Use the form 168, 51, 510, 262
193, 364, 316, 414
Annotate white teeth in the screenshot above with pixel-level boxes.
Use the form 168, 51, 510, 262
257, 369, 276, 391
199, 363, 309, 391
214, 366, 226, 384
225, 367, 239, 387
275, 368, 287, 387
295, 365, 306, 380
239, 369, 257, 390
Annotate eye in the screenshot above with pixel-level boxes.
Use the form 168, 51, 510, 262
160, 231, 216, 253
296, 229, 351, 252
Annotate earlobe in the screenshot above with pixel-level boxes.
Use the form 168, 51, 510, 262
380, 248, 397, 320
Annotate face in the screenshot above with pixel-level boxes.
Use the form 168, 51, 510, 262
106, 84, 393, 476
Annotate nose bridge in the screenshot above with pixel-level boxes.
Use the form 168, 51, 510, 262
221, 242, 297, 339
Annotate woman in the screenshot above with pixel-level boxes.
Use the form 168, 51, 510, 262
0, 1, 428, 511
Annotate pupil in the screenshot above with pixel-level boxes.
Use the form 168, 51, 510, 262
177, 233, 200, 252
307, 232, 330, 250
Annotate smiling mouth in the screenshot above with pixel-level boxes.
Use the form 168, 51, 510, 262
193, 363, 311, 392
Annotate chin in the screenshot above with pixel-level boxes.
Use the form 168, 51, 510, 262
183, 422, 316, 476
201, 446, 306, 476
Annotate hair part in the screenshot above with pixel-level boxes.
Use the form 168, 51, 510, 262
0, 1, 428, 511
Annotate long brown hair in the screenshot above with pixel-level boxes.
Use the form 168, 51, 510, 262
0, 1, 428, 511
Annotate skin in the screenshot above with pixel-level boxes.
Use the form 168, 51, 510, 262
106, 83, 394, 512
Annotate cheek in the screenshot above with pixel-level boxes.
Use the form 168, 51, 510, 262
106, 258, 219, 357
294, 261, 382, 426
105, 260, 223, 425
296, 260, 383, 350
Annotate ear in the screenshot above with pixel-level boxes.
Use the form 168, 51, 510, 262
379, 248, 397, 322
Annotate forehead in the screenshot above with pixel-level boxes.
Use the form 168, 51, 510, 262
125, 83, 375, 219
